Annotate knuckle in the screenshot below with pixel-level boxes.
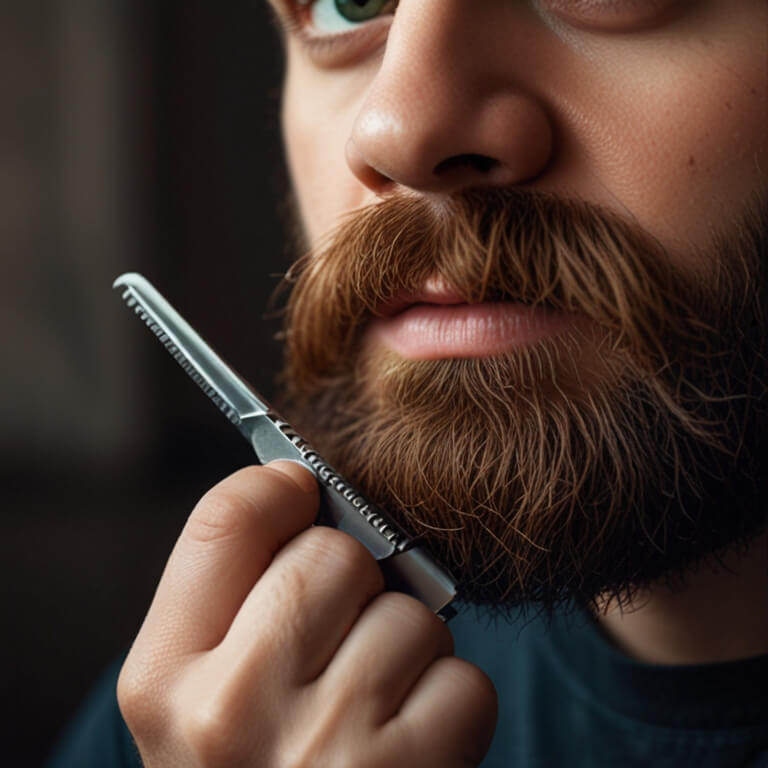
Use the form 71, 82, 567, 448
116, 659, 163, 739
182, 696, 245, 765
442, 658, 498, 714
116, 665, 142, 726
270, 554, 312, 609
375, 593, 454, 652
378, 591, 435, 624
299, 527, 385, 592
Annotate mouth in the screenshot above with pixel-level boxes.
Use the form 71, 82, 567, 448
369, 276, 578, 360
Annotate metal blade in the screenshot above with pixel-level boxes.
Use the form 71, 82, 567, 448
113, 273, 269, 435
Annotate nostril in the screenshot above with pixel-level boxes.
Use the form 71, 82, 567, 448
433, 153, 499, 176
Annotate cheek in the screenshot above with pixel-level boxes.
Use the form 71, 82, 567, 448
549, 9, 768, 264
282, 51, 375, 244
615, 48, 764, 248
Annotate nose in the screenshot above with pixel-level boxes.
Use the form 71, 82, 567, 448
347, 0, 554, 195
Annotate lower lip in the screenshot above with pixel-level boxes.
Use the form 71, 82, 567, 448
369, 302, 575, 359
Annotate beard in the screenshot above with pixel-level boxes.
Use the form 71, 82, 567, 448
278, 187, 768, 613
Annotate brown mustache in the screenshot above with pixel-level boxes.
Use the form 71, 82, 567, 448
283, 188, 726, 392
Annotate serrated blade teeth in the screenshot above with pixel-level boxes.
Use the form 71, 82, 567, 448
113, 272, 269, 429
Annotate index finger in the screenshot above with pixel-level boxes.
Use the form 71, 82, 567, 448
133, 461, 319, 660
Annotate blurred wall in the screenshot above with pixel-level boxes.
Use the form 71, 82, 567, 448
1, 0, 147, 468
1, 1, 288, 763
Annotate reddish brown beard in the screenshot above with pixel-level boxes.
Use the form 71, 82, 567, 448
279, 188, 768, 612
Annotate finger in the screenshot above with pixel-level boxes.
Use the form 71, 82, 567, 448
133, 461, 319, 660
218, 523, 386, 684
388, 657, 498, 767
316, 592, 454, 724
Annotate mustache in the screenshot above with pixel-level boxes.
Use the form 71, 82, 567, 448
283, 187, 736, 391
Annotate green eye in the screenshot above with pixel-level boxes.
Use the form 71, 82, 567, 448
335, 0, 390, 23
309, 0, 395, 34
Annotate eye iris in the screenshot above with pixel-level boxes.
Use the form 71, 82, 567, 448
334, 0, 388, 22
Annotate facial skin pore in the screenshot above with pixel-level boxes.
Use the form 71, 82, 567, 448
269, 0, 768, 663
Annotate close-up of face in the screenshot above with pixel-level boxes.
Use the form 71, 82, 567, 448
267, 0, 768, 611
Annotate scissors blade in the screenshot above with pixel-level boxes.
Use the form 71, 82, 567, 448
113, 272, 268, 438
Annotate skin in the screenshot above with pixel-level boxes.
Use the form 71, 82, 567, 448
597, 531, 768, 665
118, 1, 768, 764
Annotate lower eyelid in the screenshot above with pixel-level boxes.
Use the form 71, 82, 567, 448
297, 14, 394, 68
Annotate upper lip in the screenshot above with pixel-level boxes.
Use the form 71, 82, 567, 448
375, 276, 467, 317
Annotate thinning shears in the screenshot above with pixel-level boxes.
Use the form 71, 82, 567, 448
114, 273, 457, 620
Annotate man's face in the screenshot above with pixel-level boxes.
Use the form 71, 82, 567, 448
268, 0, 768, 610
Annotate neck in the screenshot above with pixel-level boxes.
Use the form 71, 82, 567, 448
595, 531, 768, 666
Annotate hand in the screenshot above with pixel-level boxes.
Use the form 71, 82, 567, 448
117, 461, 497, 767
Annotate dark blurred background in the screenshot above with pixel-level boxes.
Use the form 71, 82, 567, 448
1, 1, 289, 763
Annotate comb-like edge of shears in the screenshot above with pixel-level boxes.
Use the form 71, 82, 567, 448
113, 272, 457, 620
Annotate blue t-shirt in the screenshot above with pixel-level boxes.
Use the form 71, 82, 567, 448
48, 605, 768, 767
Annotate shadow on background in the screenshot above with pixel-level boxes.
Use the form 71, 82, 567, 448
1, 1, 290, 763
